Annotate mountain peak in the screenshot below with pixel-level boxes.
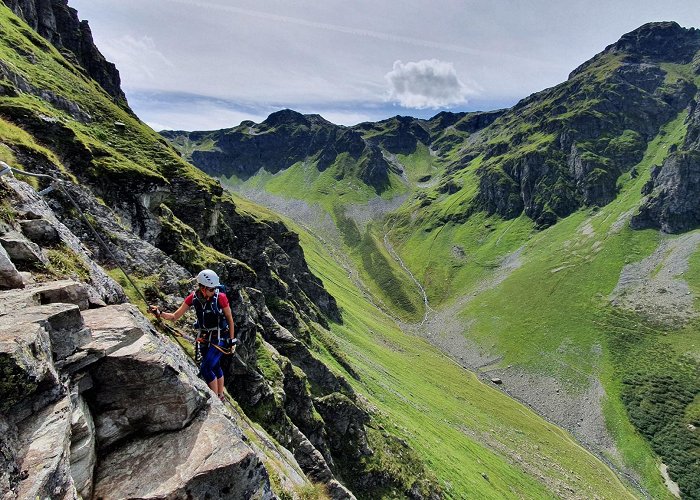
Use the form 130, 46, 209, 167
264, 108, 308, 126
607, 21, 700, 63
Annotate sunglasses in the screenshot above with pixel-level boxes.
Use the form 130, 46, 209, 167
200, 285, 216, 292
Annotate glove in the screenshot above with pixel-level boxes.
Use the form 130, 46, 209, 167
225, 338, 239, 348
149, 305, 161, 317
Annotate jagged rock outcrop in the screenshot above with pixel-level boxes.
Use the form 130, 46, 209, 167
631, 151, 700, 232
607, 21, 700, 64
162, 109, 401, 194
0, 279, 280, 498
2, 0, 127, 105
448, 22, 700, 227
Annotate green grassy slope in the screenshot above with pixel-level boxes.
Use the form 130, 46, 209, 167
388, 108, 699, 497
225, 85, 699, 497
268, 204, 639, 499
221, 162, 428, 323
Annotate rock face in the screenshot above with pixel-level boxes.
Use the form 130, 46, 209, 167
462, 22, 700, 227
631, 152, 700, 232
631, 87, 700, 233
163, 109, 400, 194
606, 21, 700, 64
0, 176, 351, 498
0, 278, 282, 499
3, 0, 127, 105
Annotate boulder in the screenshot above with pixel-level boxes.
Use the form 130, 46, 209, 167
19, 218, 60, 245
7, 302, 89, 362
0, 280, 91, 312
0, 281, 92, 366
82, 304, 209, 449
0, 244, 24, 290
0, 230, 47, 267
92, 404, 272, 500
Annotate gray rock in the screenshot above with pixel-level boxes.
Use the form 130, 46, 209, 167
0, 279, 91, 312
0, 230, 47, 267
19, 218, 60, 245
631, 151, 700, 233
82, 304, 209, 449
0, 321, 60, 415
0, 244, 24, 290
92, 405, 273, 500
18, 271, 35, 286
0, 417, 20, 498
5, 178, 125, 304
7, 302, 89, 362
13, 396, 77, 500
69, 391, 96, 499
314, 393, 372, 461
290, 425, 333, 483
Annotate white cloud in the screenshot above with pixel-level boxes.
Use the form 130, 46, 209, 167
385, 59, 477, 109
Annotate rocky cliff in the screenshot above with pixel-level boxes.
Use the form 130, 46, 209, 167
454, 22, 700, 228
162, 109, 401, 194
162, 109, 503, 195
0, 2, 440, 498
2, 0, 127, 106
0, 177, 285, 499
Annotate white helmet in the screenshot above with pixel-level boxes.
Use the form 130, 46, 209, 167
196, 269, 220, 288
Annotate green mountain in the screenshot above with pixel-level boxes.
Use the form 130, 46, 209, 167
168, 22, 700, 499
0, 2, 654, 499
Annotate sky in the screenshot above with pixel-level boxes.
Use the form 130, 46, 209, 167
69, 0, 699, 132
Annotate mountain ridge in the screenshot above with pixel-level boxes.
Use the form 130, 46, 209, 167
163, 20, 700, 498
1, 4, 698, 498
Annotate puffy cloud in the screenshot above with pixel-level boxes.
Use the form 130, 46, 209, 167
385, 59, 477, 109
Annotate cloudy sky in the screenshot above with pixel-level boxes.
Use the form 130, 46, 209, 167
69, 0, 699, 131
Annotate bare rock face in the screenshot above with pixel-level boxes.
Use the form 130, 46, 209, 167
1, 279, 290, 499
6, 177, 125, 305
92, 407, 272, 500
0, 230, 48, 268
13, 396, 75, 500
81, 304, 209, 449
631, 151, 700, 233
0, 320, 60, 414
18, 218, 60, 246
69, 391, 96, 499
0, 244, 24, 290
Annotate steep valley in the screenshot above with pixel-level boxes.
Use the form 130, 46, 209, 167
172, 21, 700, 500
1, 2, 699, 499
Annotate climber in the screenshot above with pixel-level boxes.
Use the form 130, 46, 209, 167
150, 269, 237, 401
